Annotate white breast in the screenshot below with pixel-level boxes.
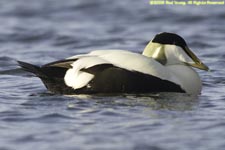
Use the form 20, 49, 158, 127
166, 65, 202, 95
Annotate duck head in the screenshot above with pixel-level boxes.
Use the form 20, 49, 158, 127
142, 32, 209, 71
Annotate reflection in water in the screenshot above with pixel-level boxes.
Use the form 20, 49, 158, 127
127, 93, 199, 111
67, 93, 199, 111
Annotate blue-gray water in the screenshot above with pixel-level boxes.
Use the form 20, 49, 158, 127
0, 0, 225, 150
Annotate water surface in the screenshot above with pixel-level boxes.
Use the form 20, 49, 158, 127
0, 0, 225, 150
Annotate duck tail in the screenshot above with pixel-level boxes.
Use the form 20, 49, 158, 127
17, 61, 74, 94
17, 61, 47, 78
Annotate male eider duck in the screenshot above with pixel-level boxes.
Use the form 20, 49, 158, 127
18, 32, 209, 95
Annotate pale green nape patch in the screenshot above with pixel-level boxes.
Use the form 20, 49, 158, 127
142, 41, 167, 65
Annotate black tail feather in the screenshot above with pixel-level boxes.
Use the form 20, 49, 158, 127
17, 61, 46, 78
17, 61, 74, 94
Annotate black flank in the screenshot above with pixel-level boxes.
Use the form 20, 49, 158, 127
18, 61, 185, 94
76, 65, 185, 94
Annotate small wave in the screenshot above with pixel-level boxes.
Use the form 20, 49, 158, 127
0, 29, 54, 43
1, 112, 74, 123
0, 56, 38, 76
0, 57, 31, 76
52, 35, 80, 47
0, 68, 30, 76
0, 56, 18, 71
175, 15, 207, 23
37, 113, 74, 120
189, 41, 216, 49
0, 56, 14, 61
133, 144, 164, 150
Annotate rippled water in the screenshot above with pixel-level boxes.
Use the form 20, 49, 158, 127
0, 0, 225, 150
